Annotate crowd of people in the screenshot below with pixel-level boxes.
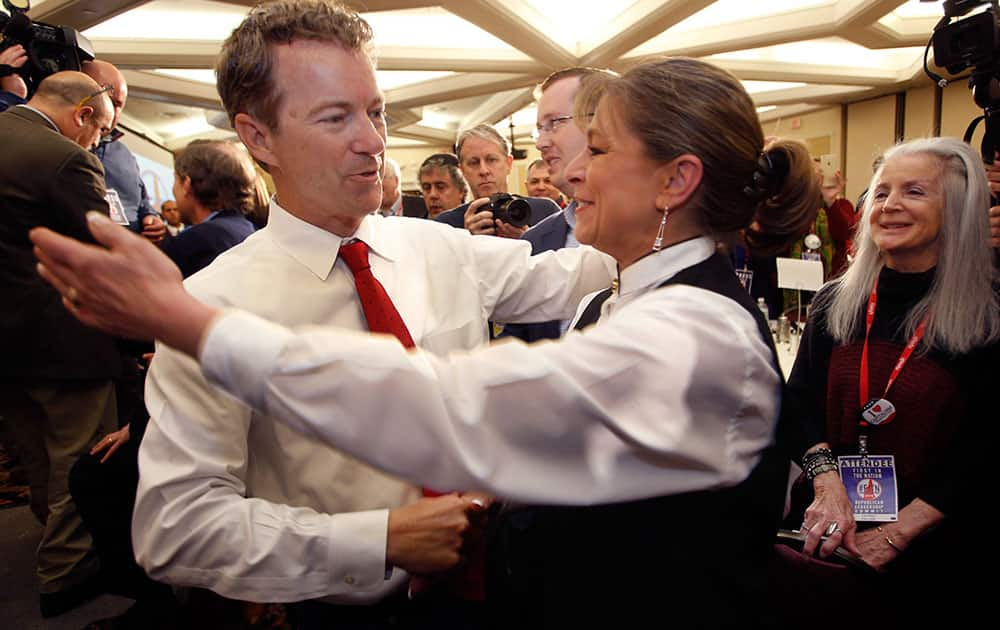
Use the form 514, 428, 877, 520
3, 0, 1000, 628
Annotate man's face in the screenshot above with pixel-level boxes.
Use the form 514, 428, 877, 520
536, 76, 586, 198
459, 135, 512, 198
380, 167, 400, 211
419, 167, 465, 217
525, 163, 561, 202
71, 104, 112, 150
161, 201, 181, 226
83, 63, 127, 132
253, 41, 386, 229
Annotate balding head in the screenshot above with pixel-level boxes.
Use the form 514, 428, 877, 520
380, 157, 401, 212
29, 71, 114, 149
81, 59, 127, 130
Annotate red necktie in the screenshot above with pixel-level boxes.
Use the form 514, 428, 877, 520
339, 239, 486, 600
338, 240, 415, 349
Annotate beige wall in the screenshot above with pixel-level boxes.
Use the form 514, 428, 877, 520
941, 81, 986, 153
763, 106, 843, 171
845, 95, 897, 203
903, 85, 936, 140
386, 145, 452, 192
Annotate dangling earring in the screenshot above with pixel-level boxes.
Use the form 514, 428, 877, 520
652, 206, 670, 252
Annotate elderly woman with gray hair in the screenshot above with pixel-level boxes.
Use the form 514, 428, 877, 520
784, 136, 999, 625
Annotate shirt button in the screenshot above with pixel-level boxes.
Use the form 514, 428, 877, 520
344, 576, 355, 585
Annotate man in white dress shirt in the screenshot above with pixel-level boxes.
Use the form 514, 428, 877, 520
115, 0, 610, 623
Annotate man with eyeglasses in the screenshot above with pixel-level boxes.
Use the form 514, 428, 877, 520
500, 68, 615, 343
0, 71, 119, 617
81, 61, 166, 245
435, 124, 559, 237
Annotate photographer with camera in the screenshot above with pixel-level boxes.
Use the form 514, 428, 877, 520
435, 124, 559, 238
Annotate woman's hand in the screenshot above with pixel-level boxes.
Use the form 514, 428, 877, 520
855, 526, 902, 572
90, 424, 130, 464
801, 470, 860, 557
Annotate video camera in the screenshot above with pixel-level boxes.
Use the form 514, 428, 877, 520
925, 0, 1000, 162
0, 0, 95, 97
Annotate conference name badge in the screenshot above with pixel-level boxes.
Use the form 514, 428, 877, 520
104, 189, 130, 225
838, 455, 898, 522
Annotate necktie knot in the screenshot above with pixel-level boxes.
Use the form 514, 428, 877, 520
339, 240, 371, 274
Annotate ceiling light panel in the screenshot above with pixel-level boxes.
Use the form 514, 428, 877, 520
364, 8, 515, 50
667, 0, 833, 33
891, 1, 946, 19
742, 81, 808, 93
155, 69, 216, 84
84, 0, 248, 41
709, 37, 925, 71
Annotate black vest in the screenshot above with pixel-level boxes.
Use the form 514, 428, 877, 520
488, 253, 787, 629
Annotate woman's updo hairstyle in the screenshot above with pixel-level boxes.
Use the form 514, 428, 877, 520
602, 57, 819, 252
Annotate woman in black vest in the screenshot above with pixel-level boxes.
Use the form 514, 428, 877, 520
783, 137, 999, 626
34, 57, 820, 627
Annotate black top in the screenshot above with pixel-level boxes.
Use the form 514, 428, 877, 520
784, 266, 995, 517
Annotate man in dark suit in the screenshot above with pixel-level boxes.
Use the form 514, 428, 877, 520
435, 124, 558, 235
0, 71, 120, 617
379, 157, 428, 218
159, 140, 256, 278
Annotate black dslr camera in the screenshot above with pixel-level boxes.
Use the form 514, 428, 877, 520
1, 0, 95, 97
486, 192, 532, 228
925, 0, 1000, 162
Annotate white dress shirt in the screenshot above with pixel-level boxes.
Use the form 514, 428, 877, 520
200, 236, 782, 507
133, 200, 613, 603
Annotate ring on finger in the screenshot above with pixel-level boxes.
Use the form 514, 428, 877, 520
824, 522, 839, 537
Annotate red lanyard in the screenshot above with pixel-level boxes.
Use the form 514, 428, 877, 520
858, 277, 928, 423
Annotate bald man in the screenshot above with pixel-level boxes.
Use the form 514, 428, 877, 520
0, 71, 118, 617
81, 60, 165, 243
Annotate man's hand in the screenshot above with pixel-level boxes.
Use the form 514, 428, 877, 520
386, 493, 486, 575
463, 198, 496, 236
29, 211, 219, 357
90, 424, 130, 464
141, 214, 166, 244
986, 152, 1000, 197
0, 45, 28, 99
496, 220, 529, 239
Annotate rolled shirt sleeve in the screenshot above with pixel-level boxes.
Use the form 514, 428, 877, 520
200, 284, 781, 506
134, 344, 406, 603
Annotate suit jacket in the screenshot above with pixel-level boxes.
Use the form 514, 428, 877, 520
434, 196, 560, 229
160, 209, 255, 278
0, 106, 121, 380
401, 194, 428, 218
499, 209, 572, 342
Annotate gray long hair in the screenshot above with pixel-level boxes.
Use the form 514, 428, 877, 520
822, 137, 999, 354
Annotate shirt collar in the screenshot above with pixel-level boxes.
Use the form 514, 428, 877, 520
617, 235, 716, 298
563, 200, 577, 230
16, 104, 59, 133
265, 199, 399, 281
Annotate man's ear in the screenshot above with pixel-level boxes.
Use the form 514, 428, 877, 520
74, 105, 94, 128
655, 154, 703, 212
234, 113, 278, 171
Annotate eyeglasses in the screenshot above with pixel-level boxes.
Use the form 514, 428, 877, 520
421, 153, 459, 168
535, 115, 574, 135
74, 84, 113, 112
